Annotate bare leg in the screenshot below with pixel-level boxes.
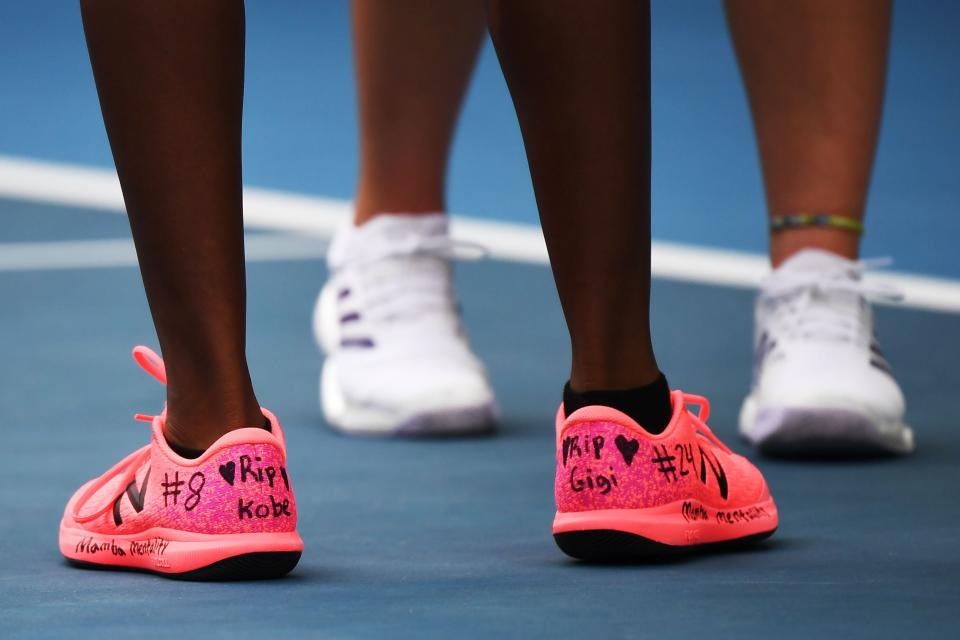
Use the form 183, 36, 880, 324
81, 0, 262, 451
352, 0, 487, 225
486, 1, 662, 398
726, 0, 891, 266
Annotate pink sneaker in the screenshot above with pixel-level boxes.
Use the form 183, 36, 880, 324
59, 347, 303, 580
553, 390, 778, 560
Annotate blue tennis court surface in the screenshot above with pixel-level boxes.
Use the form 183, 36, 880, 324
1, 198, 958, 638
2, 1, 960, 638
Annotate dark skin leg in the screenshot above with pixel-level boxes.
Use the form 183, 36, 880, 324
80, 0, 263, 450
352, 0, 487, 225
485, 0, 658, 391
726, 0, 891, 266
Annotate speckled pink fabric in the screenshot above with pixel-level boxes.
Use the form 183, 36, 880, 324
66, 420, 297, 536
555, 402, 767, 513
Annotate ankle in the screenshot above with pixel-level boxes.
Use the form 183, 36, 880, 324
770, 227, 860, 268
353, 186, 445, 227
164, 408, 265, 453
569, 356, 661, 392
164, 388, 264, 452
564, 373, 672, 434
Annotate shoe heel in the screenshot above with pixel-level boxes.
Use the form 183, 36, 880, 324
554, 529, 680, 562
174, 551, 302, 581
554, 527, 777, 563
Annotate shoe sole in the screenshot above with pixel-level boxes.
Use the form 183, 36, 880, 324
65, 551, 302, 581
552, 498, 778, 562
740, 396, 914, 457
554, 528, 777, 562
60, 525, 303, 581
327, 405, 499, 438
321, 360, 498, 437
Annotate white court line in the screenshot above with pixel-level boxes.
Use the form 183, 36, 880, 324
2, 154, 959, 313
0, 235, 328, 272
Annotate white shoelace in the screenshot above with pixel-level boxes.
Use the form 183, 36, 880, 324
338, 233, 487, 330
759, 258, 902, 345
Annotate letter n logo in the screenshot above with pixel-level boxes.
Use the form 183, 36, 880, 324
113, 467, 151, 526
698, 446, 728, 500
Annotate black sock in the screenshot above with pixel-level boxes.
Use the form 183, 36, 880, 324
563, 373, 672, 434
167, 441, 206, 460
167, 416, 272, 459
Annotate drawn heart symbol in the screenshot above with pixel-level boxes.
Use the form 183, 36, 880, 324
615, 435, 640, 466
219, 461, 236, 486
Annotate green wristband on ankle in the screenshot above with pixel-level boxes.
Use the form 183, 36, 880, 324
770, 213, 864, 236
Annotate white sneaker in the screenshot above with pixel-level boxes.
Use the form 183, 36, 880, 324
313, 213, 497, 436
739, 249, 914, 456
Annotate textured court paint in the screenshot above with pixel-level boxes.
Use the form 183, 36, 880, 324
0, 2, 959, 278
1, 247, 958, 638
1, 1, 959, 635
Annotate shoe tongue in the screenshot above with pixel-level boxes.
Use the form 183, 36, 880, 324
329, 213, 448, 267
775, 248, 855, 276
364, 212, 448, 237
770, 249, 865, 319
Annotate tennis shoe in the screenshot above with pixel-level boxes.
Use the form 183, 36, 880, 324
60, 346, 303, 580
553, 390, 778, 560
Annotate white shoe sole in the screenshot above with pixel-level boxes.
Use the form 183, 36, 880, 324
320, 359, 497, 437
739, 395, 915, 456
